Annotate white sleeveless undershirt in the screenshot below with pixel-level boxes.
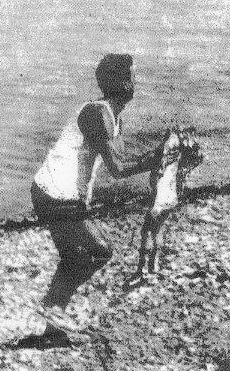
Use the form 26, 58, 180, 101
34, 101, 120, 205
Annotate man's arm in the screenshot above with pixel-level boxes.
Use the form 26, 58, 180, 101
118, 145, 164, 177
78, 103, 162, 179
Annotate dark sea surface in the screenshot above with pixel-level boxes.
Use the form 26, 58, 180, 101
1, 0, 230, 219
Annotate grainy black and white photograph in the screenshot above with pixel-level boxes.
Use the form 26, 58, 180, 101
0, 0, 230, 370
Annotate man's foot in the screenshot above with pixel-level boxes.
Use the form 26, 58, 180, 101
4, 329, 73, 350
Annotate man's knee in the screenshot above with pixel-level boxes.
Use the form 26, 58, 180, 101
82, 219, 113, 260
59, 238, 113, 268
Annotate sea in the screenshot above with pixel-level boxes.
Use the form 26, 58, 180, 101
1, 0, 230, 219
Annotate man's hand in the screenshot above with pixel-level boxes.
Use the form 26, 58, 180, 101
138, 143, 180, 171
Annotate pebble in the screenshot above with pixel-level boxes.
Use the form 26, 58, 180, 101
206, 364, 216, 371
185, 235, 199, 243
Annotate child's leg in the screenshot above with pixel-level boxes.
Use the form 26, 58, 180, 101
147, 232, 158, 273
147, 210, 170, 273
136, 221, 149, 274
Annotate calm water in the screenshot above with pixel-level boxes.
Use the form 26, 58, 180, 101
1, 0, 230, 219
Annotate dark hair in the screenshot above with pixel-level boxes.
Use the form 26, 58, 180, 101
95, 53, 134, 102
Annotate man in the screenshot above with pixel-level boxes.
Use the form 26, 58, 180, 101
18, 53, 172, 348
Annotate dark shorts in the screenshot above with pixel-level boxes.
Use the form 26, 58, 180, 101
31, 181, 89, 223
31, 182, 112, 261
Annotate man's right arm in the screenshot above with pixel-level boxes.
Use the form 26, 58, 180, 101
78, 103, 126, 178
78, 103, 161, 179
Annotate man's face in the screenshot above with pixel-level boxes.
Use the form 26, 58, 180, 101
130, 65, 136, 86
121, 64, 136, 104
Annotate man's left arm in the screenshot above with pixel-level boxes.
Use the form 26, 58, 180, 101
118, 144, 164, 177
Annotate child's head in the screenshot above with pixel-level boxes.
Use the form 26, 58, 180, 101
96, 53, 134, 103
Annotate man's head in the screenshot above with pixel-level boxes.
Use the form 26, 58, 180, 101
95, 53, 135, 103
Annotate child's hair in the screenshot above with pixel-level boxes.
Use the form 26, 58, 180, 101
95, 53, 134, 101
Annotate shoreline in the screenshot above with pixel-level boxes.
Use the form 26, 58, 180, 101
1, 128, 230, 226
1, 181, 230, 232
